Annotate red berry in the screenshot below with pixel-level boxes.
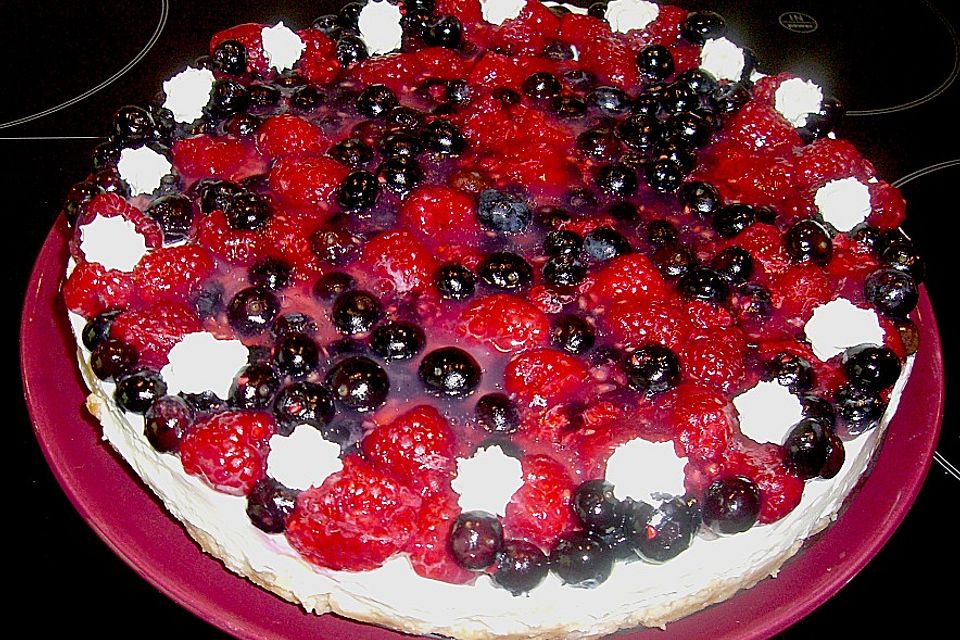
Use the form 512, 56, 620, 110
771, 264, 833, 324
361, 230, 438, 295
586, 253, 669, 307
210, 23, 266, 73
606, 299, 693, 350
285, 456, 422, 571
680, 327, 747, 393
504, 455, 578, 550
398, 185, 478, 240
867, 180, 906, 230
485, 0, 561, 56
727, 102, 803, 152
172, 134, 253, 181
269, 156, 350, 213
362, 405, 457, 497
195, 209, 266, 266
721, 443, 804, 524
793, 138, 875, 190
133, 245, 215, 305
296, 29, 340, 85
109, 302, 201, 368
257, 114, 329, 160
458, 293, 550, 354
563, 402, 639, 479
62, 261, 135, 318
405, 490, 476, 584
82, 193, 163, 248
180, 410, 275, 495
664, 383, 737, 464
261, 210, 326, 280
504, 348, 590, 406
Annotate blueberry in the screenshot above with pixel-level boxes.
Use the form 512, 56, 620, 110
210, 79, 249, 116
653, 244, 697, 278
652, 137, 697, 173
617, 114, 661, 152
422, 119, 467, 154
764, 352, 814, 393
624, 344, 681, 395
385, 105, 424, 131
336, 34, 369, 66
378, 156, 423, 194
843, 345, 902, 391
193, 282, 224, 319
865, 268, 919, 317
573, 480, 622, 537
551, 315, 596, 355
142, 194, 192, 243
338, 1, 365, 28
226, 112, 262, 137
313, 272, 355, 300
785, 219, 832, 265
332, 290, 382, 335
475, 393, 520, 434
337, 170, 380, 211
90, 339, 139, 382
713, 203, 756, 237
544, 229, 583, 256
678, 267, 730, 303
702, 476, 760, 535
380, 131, 422, 158
550, 94, 588, 118
434, 263, 477, 300
681, 11, 726, 44
476, 189, 532, 234
680, 181, 721, 217
246, 478, 299, 534
291, 85, 325, 111
625, 496, 698, 563
331, 137, 374, 167
879, 237, 925, 282
595, 163, 637, 198
800, 393, 836, 427
550, 531, 613, 588
637, 45, 675, 79
144, 395, 194, 453
91, 140, 122, 172
543, 40, 577, 60
212, 40, 247, 75
229, 363, 281, 410
419, 347, 482, 398
356, 84, 399, 118
271, 312, 318, 338
835, 383, 886, 434
801, 96, 845, 140
248, 83, 282, 109
587, 2, 608, 19
325, 356, 390, 412
81, 309, 123, 351
589, 86, 631, 114
583, 227, 630, 261
523, 72, 562, 99
113, 106, 157, 142
274, 332, 320, 378
479, 252, 533, 290
543, 255, 587, 286
736, 282, 773, 319
227, 287, 281, 337
535, 205, 572, 230
370, 322, 426, 361
710, 82, 752, 114
273, 381, 336, 434
783, 418, 833, 479
115, 370, 168, 414
310, 227, 363, 265
426, 15, 463, 48
647, 219, 678, 246
645, 158, 685, 193
450, 511, 503, 570
493, 87, 521, 107
493, 540, 550, 595
249, 258, 292, 291
195, 178, 241, 214
631, 91, 663, 117
225, 191, 271, 230
820, 430, 847, 479
676, 68, 719, 95
576, 127, 620, 160
711, 247, 753, 283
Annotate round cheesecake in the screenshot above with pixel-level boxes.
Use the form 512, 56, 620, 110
58, 1, 926, 638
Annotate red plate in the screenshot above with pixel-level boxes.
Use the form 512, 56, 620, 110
21, 217, 945, 640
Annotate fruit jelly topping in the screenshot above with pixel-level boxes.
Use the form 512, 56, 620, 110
64, 0, 923, 589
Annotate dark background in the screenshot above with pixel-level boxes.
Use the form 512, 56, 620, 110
9, 1, 957, 638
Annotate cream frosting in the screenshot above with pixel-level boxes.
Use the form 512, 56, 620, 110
604, 0, 660, 34
261, 22, 305, 72
159, 332, 249, 399
267, 425, 344, 491
734, 381, 805, 444
452, 445, 524, 517
79, 215, 149, 273
774, 78, 823, 127
116, 146, 172, 196
481, 0, 526, 25
162, 67, 215, 124
815, 177, 873, 233
358, 0, 404, 56
805, 298, 885, 361
699, 37, 745, 82
606, 438, 686, 501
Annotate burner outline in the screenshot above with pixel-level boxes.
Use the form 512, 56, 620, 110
892, 158, 960, 187
0, 0, 170, 130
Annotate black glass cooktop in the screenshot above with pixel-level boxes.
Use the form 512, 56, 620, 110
8, 1, 956, 638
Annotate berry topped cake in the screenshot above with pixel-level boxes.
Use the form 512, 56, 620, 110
59, 0, 926, 637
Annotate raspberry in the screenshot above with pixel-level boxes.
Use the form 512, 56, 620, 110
606, 299, 693, 350
458, 293, 550, 354
361, 230, 438, 295
82, 193, 163, 248
412, 47, 470, 83
476, 143, 577, 189
680, 327, 747, 393
504, 348, 590, 406
133, 245, 215, 305
563, 402, 639, 479
727, 102, 803, 152
362, 405, 457, 497
664, 383, 737, 464
398, 185, 479, 240
179, 410, 275, 495
195, 209, 266, 266
527, 284, 577, 315
269, 156, 349, 213
638, 5, 687, 46
210, 23, 266, 73
468, 52, 528, 92
405, 490, 475, 584
867, 180, 906, 230
349, 53, 419, 93
261, 210, 325, 280
257, 114, 329, 160
721, 443, 804, 524
503, 455, 578, 550
558, 14, 639, 88
109, 302, 201, 368
793, 138, 875, 190
695, 143, 795, 207
62, 261, 134, 318
296, 29, 340, 85
771, 264, 833, 324
826, 233, 879, 281
172, 135, 252, 181
285, 456, 422, 571
726, 222, 790, 275
684, 299, 734, 330
485, 0, 561, 56
586, 253, 669, 308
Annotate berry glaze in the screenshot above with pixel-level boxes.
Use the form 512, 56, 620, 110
59, 1, 924, 637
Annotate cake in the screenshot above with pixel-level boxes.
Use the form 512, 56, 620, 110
57, 0, 926, 638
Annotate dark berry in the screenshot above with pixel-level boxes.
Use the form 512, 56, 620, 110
193, 282, 224, 319
180, 391, 224, 414
336, 35, 369, 66
143, 395, 194, 453
337, 170, 380, 211
145, 194, 194, 243
680, 181, 721, 217
227, 287, 281, 337
325, 356, 390, 412
645, 158, 685, 193
246, 477, 299, 534
313, 272, 355, 300
380, 130, 422, 158
271, 312, 317, 338
370, 322, 426, 361
195, 178, 241, 214
229, 363, 281, 410
332, 290, 382, 335
476, 189, 532, 234
800, 393, 836, 427
710, 82, 752, 114
647, 219, 678, 246
624, 344, 682, 395
211, 40, 247, 75
92, 140, 122, 172
209, 79, 249, 116
617, 114, 661, 152
584, 228, 631, 261
422, 119, 467, 155
626, 496, 698, 563
587, 2, 608, 19
478, 252, 533, 290
273, 381, 336, 434
310, 227, 363, 265
274, 332, 320, 378
434, 263, 477, 300
450, 511, 503, 570
711, 247, 753, 283
681, 11, 726, 44
475, 393, 520, 434
843, 345, 902, 391
81, 309, 123, 350
225, 191, 271, 230
248, 83, 281, 109
764, 352, 815, 393
544, 229, 583, 257
356, 84, 399, 118
552, 315, 596, 355
783, 418, 833, 479
378, 156, 423, 194
576, 127, 620, 160
785, 219, 832, 265
736, 282, 773, 319
637, 45, 674, 79
113, 106, 157, 142
543, 255, 587, 286
331, 137, 374, 167
588, 86, 631, 114
801, 96, 845, 140
820, 430, 846, 479
63, 181, 101, 225
226, 113, 262, 137
879, 239, 925, 282
676, 68, 719, 96
550, 94, 588, 118
90, 339, 139, 381
419, 347, 482, 398
493, 540, 550, 595
385, 105, 424, 130
835, 383, 886, 434
523, 72, 562, 99
493, 87, 521, 107
338, 1, 364, 28
678, 267, 730, 303
573, 480, 621, 537
713, 203, 756, 237
653, 244, 697, 278
865, 268, 919, 317
550, 531, 613, 588
543, 40, 577, 60
701, 476, 760, 535
248, 258, 292, 291
426, 15, 463, 48
115, 370, 167, 414
596, 163, 637, 198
